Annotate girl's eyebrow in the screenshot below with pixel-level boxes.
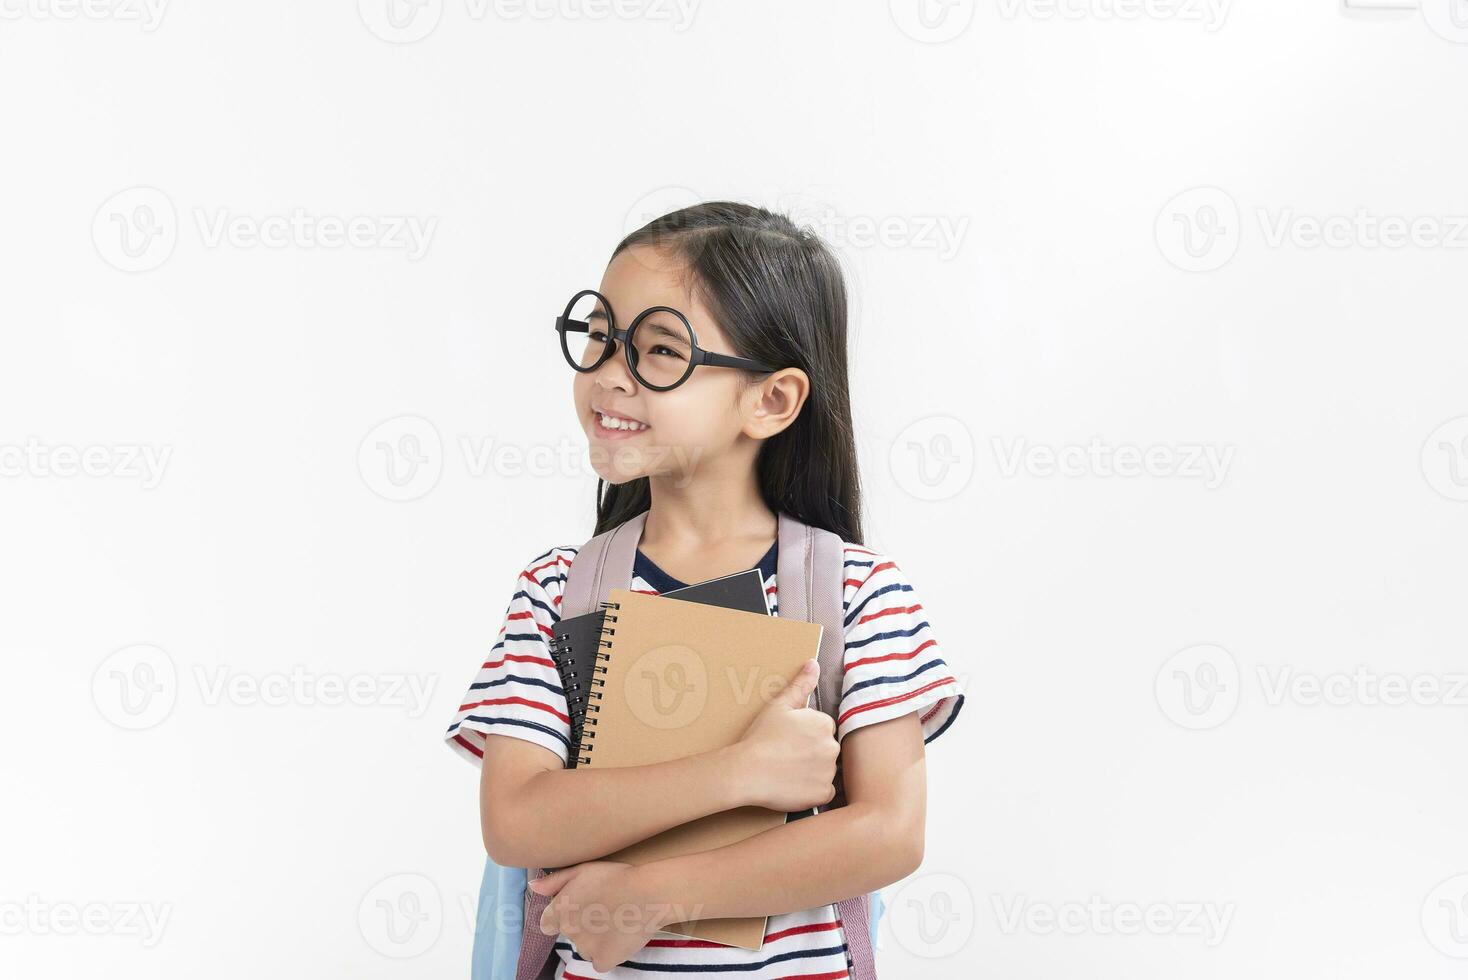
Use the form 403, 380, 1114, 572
639, 321, 688, 343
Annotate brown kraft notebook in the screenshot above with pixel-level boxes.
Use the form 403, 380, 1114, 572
580, 587, 824, 950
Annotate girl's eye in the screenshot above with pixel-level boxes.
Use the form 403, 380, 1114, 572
588, 329, 610, 343
650, 345, 685, 360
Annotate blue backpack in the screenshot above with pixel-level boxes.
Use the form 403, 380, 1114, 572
472, 511, 883, 980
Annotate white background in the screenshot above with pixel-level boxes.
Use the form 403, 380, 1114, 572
3, 1, 1467, 977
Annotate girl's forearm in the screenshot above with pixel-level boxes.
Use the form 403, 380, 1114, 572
629, 801, 923, 925
486, 743, 751, 869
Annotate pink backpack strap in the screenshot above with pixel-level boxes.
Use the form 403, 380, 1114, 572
517, 512, 647, 980
777, 513, 878, 980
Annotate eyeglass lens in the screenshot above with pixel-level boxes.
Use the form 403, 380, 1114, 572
563, 293, 696, 389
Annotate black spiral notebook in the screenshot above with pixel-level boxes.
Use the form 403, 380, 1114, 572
548, 566, 771, 767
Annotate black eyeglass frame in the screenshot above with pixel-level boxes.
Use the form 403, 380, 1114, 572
554, 288, 779, 392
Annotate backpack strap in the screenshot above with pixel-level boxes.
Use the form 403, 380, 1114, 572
776, 513, 877, 980
562, 510, 648, 620
518, 510, 876, 980
516, 512, 649, 980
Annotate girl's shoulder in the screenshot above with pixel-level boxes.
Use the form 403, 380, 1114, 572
510, 544, 581, 608
835, 541, 911, 602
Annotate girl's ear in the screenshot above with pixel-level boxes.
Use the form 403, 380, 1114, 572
744, 367, 809, 440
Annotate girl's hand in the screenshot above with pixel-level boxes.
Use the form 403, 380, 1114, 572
530, 862, 674, 973
731, 659, 839, 812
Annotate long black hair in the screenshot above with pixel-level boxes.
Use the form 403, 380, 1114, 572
591, 201, 863, 545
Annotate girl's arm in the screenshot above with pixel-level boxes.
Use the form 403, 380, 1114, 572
480, 736, 745, 869
481, 660, 837, 870
628, 709, 927, 921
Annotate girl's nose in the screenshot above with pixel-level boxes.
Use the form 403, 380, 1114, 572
593, 342, 639, 392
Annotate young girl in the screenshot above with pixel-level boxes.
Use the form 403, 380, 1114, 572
445, 202, 965, 978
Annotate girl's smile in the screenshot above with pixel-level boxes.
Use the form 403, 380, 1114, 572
591, 406, 651, 439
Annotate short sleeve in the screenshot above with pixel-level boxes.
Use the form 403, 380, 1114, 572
836, 547, 965, 744
444, 546, 578, 768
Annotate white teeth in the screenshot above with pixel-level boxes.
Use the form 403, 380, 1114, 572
597, 412, 647, 432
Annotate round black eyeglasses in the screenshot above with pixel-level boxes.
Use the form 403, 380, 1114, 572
554, 288, 778, 392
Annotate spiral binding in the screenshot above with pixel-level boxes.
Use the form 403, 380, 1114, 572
571, 599, 619, 767
547, 630, 584, 759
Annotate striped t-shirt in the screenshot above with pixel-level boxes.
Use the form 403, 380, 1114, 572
445, 537, 965, 980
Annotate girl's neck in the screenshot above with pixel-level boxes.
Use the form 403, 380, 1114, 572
639, 470, 777, 583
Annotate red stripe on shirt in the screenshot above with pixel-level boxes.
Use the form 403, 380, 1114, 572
837, 675, 957, 726
529, 554, 572, 578
457, 695, 570, 724
453, 733, 483, 758
844, 637, 937, 673
854, 602, 923, 626
481, 652, 557, 671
